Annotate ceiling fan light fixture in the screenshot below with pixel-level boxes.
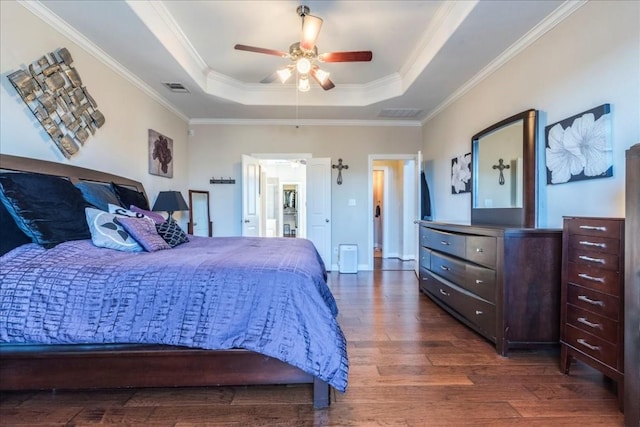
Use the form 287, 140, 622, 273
296, 57, 312, 74
298, 76, 310, 92
277, 67, 292, 83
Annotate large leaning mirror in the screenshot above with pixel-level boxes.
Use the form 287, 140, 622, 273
471, 109, 538, 228
188, 190, 212, 237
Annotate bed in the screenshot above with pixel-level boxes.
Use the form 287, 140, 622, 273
0, 154, 347, 408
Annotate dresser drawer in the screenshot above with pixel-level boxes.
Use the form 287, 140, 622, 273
419, 226, 431, 247
570, 234, 621, 256
464, 263, 496, 303
422, 271, 496, 336
430, 252, 495, 302
566, 283, 619, 320
419, 247, 431, 270
567, 217, 622, 240
564, 324, 618, 368
568, 262, 621, 295
568, 244, 620, 272
566, 304, 619, 343
425, 228, 466, 258
430, 251, 466, 288
465, 235, 497, 268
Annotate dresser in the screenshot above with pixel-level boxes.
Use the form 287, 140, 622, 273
560, 216, 625, 411
418, 221, 562, 356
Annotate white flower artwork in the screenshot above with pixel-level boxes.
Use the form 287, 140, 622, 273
451, 152, 472, 194
545, 104, 612, 185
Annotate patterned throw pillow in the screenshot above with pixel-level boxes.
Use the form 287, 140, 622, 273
128, 205, 166, 224
156, 218, 189, 248
116, 216, 170, 252
85, 208, 143, 252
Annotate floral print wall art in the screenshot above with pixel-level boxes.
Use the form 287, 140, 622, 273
148, 129, 174, 178
451, 152, 471, 194
545, 104, 612, 185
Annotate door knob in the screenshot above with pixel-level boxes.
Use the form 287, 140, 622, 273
325, 219, 329, 223
244, 219, 250, 223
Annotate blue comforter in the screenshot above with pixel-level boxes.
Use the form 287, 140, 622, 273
0, 236, 348, 392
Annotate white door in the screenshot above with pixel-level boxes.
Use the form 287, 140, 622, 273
415, 150, 422, 277
306, 158, 332, 269
242, 154, 261, 236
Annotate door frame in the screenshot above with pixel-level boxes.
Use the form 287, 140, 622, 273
367, 154, 419, 270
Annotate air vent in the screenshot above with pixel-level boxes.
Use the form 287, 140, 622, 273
378, 108, 423, 118
163, 82, 189, 93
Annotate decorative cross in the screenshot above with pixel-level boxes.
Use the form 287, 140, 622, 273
332, 158, 349, 185
492, 158, 510, 185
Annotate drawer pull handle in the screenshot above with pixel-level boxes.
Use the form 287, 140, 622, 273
578, 255, 605, 264
475, 248, 484, 253
577, 295, 605, 306
579, 225, 607, 231
578, 273, 605, 283
577, 338, 601, 351
439, 289, 450, 297
475, 310, 483, 315
579, 240, 606, 249
577, 317, 602, 329
440, 265, 450, 271
440, 241, 450, 246
475, 279, 484, 284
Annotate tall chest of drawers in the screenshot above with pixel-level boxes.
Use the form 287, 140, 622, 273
560, 216, 625, 410
418, 221, 562, 356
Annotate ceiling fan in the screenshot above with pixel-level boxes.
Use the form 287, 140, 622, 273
234, 5, 373, 92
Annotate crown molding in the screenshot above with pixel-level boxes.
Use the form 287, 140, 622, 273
422, 0, 587, 124
188, 118, 422, 127
20, 0, 189, 123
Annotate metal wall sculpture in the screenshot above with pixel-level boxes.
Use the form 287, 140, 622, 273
7, 47, 105, 158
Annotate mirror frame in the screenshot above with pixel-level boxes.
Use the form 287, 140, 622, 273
471, 109, 538, 228
188, 189, 212, 237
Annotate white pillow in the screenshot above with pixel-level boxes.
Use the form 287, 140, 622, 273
107, 203, 147, 219
85, 208, 143, 252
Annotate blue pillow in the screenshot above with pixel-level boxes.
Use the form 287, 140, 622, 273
0, 172, 90, 249
0, 197, 31, 256
75, 181, 121, 211
111, 182, 149, 210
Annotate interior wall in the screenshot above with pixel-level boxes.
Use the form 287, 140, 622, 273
0, 2, 189, 225
421, 1, 640, 228
187, 124, 421, 267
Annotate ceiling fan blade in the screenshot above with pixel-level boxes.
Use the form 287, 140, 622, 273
260, 71, 280, 84
310, 67, 335, 91
234, 44, 288, 58
318, 51, 373, 62
300, 15, 323, 50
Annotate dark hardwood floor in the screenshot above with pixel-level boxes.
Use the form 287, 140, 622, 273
0, 270, 624, 426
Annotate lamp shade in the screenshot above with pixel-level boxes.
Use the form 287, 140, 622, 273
152, 191, 189, 214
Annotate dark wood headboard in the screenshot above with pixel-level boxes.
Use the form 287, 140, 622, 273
0, 154, 147, 200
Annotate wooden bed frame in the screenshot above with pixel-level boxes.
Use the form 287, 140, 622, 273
0, 154, 330, 408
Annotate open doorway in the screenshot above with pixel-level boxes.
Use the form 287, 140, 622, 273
260, 159, 306, 238
242, 154, 332, 268
369, 155, 418, 271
